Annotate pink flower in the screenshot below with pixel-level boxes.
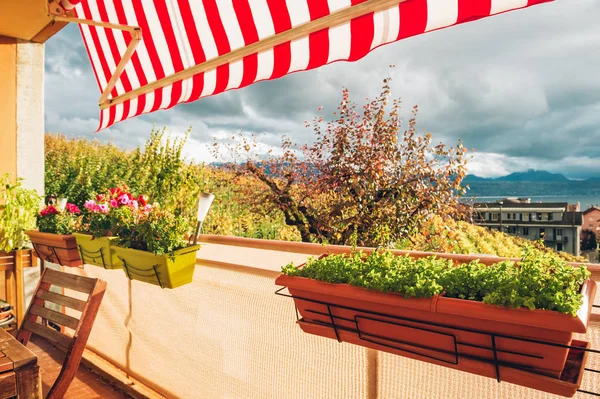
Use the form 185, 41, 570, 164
65, 203, 80, 214
98, 204, 109, 214
130, 200, 139, 210
84, 200, 97, 210
110, 199, 119, 208
119, 194, 130, 205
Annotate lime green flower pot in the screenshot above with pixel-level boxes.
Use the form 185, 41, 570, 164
73, 233, 122, 269
112, 245, 200, 289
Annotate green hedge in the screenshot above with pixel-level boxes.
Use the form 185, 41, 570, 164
282, 247, 590, 316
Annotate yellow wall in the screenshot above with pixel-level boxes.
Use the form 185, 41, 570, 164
0, 38, 17, 178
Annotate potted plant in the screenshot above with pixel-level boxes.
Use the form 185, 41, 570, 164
0, 174, 41, 253
26, 199, 83, 267
0, 173, 40, 282
73, 186, 149, 269
276, 248, 596, 397
111, 205, 199, 289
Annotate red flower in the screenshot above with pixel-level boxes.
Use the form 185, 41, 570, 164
40, 205, 59, 217
109, 187, 123, 198
65, 203, 81, 214
138, 195, 149, 207
96, 194, 106, 202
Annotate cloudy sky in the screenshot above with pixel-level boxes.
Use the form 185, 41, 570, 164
45, 0, 600, 179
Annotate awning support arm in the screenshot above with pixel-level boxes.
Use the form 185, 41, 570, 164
49, 4, 142, 107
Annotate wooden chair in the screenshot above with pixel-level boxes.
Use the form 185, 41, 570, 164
16, 268, 107, 399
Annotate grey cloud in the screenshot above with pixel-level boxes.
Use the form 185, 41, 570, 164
44, 0, 600, 175
176, 91, 245, 118
45, 24, 91, 72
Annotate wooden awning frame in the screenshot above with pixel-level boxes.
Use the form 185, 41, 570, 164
48, 0, 141, 107
48, 0, 407, 110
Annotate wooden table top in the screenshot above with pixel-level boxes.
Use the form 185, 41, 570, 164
0, 329, 37, 373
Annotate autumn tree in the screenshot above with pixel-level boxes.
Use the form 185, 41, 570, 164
213, 78, 469, 247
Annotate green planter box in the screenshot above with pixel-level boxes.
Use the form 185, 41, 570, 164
73, 233, 122, 269
112, 245, 200, 289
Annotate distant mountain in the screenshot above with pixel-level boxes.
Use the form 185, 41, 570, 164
463, 175, 492, 183
496, 170, 569, 182
465, 169, 570, 183
214, 162, 599, 183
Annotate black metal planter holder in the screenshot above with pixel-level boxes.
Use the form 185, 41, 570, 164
276, 287, 600, 397
32, 243, 62, 266
77, 245, 108, 269
118, 257, 164, 288
32, 243, 83, 268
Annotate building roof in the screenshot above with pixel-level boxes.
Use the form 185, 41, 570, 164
472, 199, 583, 226
478, 219, 583, 227
583, 206, 600, 215
473, 202, 569, 209
564, 212, 584, 226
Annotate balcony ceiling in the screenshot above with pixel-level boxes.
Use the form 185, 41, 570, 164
0, 0, 66, 43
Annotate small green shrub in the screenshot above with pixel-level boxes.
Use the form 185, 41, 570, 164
477, 246, 590, 315
115, 208, 190, 255
282, 250, 450, 298
282, 247, 590, 316
0, 174, 41, 252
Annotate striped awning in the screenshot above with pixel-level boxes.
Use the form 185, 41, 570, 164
56, 0, 552, 131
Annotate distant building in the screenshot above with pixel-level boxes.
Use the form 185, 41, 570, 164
472, 198, 583, 255
582, 206, 600, 238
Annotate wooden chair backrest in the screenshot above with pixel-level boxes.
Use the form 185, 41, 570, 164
16, 268, 107, 399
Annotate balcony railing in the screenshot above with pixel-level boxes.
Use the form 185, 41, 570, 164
55, 236, 599, 399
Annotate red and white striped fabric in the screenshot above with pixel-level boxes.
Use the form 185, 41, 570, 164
71, 0, 551, 131
60, 0, 81, 10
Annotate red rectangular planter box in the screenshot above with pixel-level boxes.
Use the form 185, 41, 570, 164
26, 230, 82, 267
275, 254, 596, 397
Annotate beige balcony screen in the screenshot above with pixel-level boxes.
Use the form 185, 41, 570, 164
65, 240, 599, 399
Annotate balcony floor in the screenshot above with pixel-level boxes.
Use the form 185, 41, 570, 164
29, 335, 130, 399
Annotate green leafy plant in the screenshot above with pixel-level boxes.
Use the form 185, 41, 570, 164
282, 246, 590, 316
476, 246, 590, 315
115, 207, 190, 255
44, 129, 204, 223
282, 251, 450, 299
36, 203, 81, 235
0, 174, 42, 252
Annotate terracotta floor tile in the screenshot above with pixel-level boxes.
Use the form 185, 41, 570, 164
26, 335, 130, 399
